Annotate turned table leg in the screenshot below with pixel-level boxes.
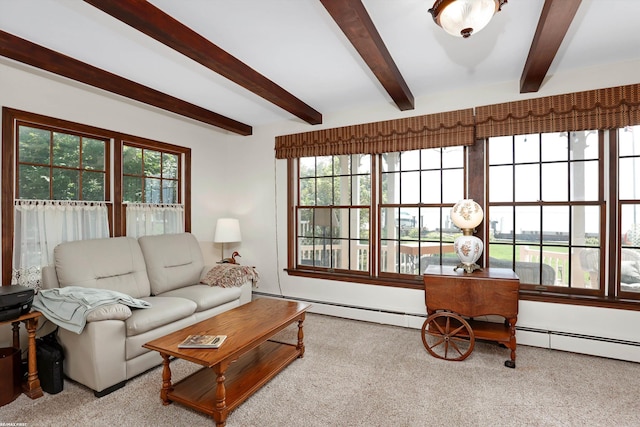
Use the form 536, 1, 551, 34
11, 321, 20, 349
297, 315, 305, 358
213, 364, 228, 427
23, 316, 43, 398
504, 317, 517, 369
160, 353, 172, 405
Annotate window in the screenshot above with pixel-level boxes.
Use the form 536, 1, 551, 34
120, 140, 186, 238
618, 125, 640, 297
485, 126, 640, 302
380, 148, 464, 276
297, 154, 370, 272
487, 131, 604, 296
122, 143, 179, 203
10, 118, 112, 287
283, 83, 640, 307
2, 108, 191, 286
17, 123, 107, 201
293, 147, 465, 282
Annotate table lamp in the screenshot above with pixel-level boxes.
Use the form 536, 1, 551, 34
214, 218, 241, 262
450, 199, 484, 273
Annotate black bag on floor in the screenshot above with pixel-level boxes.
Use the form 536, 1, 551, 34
36, 331, 64, 394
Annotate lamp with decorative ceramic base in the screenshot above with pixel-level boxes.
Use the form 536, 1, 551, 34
450, 199, 484, 273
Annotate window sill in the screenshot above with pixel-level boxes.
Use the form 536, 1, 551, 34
284, 268, 423, 290
519, 290, 640, 312
285, 268, 640, 311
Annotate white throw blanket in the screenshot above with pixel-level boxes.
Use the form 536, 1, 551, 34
33, 286, 151, 334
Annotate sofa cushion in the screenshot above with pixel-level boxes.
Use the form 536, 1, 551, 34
125, 296, 197, 337
54, 236, 151, 299
125, 316, 197, 361
138, 233, 204, 295
159, 284, 242, 312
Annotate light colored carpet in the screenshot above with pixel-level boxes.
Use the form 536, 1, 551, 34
2, 313, 640, 427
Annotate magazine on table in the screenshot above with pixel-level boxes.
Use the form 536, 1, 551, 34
178, 334, 227, 349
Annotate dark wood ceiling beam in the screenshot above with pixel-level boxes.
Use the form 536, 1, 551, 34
320, 0, 414, 111
84, 0, 322, 125
0, 30, 252, 135
520, 0, 582, 93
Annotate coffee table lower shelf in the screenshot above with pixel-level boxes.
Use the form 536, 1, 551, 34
167, 340, 301, 419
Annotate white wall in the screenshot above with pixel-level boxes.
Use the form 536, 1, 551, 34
2, 56, 640, 362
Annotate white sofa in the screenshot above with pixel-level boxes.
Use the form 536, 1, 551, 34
41, 232, 252, 397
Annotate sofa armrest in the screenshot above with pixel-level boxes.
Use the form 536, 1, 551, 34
86, 304, 132, 322
58, 320, 127, 394
239, 281, 252, 305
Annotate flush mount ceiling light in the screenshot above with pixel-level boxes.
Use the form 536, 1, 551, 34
429, 0, 507, 38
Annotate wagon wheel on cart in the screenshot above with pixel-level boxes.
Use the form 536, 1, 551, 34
421, 312, 475, 361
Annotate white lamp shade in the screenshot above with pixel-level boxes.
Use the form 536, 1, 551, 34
214, 218, 241, 243
450, 199, 483, 229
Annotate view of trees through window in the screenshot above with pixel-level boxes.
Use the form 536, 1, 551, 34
17, 124, 107, 201
297, 154, 371, 271
123, 144, 179, 203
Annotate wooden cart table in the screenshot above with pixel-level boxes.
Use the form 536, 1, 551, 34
422, 266, 519, 367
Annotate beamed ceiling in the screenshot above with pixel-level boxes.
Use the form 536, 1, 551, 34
1, 0, 639, 135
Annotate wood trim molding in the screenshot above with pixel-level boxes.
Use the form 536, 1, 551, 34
2, 108, 16, 285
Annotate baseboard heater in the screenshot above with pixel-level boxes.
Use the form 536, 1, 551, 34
254, 291, 640, 349
517, 326, 640, 348
252, 291, 421, 318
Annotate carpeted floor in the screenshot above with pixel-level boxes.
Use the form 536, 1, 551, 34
2, 313, 640, 427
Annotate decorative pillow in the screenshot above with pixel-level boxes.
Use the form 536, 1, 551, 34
620, 260, 640, 284
201, 264, 260, 288
86, 303, 133, 322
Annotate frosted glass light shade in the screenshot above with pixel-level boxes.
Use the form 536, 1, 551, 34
450, 199, 483, 230
214, 218, 241, 243
429, 0, 505, 38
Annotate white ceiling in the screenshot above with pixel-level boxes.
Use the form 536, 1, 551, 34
1, 0, 640, 130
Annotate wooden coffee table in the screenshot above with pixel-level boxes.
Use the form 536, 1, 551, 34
143, 298, 310, 426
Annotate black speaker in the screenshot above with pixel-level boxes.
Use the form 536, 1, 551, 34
36, 333, 64, 394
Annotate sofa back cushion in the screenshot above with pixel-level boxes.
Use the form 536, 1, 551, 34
54, 236, 151, 299
138, 233, 204, 295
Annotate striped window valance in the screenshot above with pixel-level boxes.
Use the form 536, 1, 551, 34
275, 109, 475, 159
476, 83, 640, 138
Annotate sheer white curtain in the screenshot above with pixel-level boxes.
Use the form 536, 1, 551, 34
125, 203, 184, 238
13, 200, 110, 289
